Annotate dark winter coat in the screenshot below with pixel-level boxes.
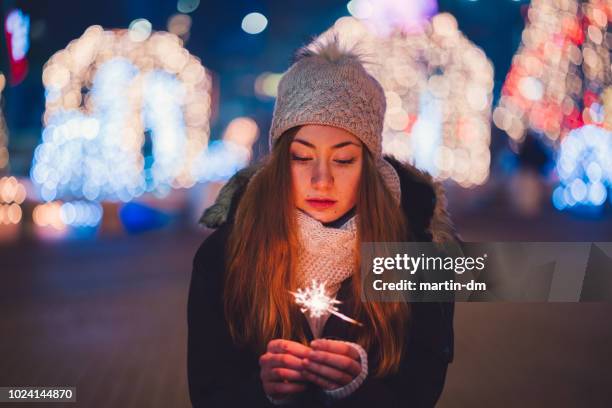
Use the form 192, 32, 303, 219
187, 156, 458, 408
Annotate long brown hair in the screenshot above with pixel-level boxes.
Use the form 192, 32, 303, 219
224, 127, 410, 377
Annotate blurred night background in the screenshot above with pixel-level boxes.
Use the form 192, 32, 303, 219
1, 0, 611, 407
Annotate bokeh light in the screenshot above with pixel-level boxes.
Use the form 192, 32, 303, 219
32, 26, 220, 202
324, 15, 494, 187
128, 19, 152, 42
59, 200, 103, 227
5, 9, 30, 61
168, 14, 192, 40
32, 201, 65, 230
0, 176, 26, 225
554, 125, 612, 209
0, 72, 8, 171
254, 72, 282, 98
494, 0, 612, 143
241, 12, 268, 35
192, 117, 259, 182
346, 0, 437, 35
177, 0, 200, 14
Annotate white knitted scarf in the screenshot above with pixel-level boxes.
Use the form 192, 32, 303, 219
295, 209, 358, 337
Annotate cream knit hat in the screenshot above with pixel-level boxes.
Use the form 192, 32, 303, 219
269, 34, 402, 205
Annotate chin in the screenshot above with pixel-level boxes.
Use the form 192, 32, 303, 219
300, 206, 345, 223
311, 213, 336, 223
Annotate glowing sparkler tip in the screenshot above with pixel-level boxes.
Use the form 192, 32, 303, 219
291, 279, 362, 327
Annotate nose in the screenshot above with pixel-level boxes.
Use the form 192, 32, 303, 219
311, 159, 333, 190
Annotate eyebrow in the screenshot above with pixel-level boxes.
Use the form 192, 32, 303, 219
292, 138, 361, 149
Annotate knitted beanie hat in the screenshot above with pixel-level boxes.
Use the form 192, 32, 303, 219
269, 34, 402, 205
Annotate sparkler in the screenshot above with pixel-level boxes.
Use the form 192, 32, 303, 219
291, 279, 362, 338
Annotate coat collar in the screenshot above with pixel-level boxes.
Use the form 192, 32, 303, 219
199, 155, 458, 243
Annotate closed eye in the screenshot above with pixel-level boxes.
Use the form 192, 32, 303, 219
291, 155, 355, 164
291, 154, 311, 162
335, 158, 355, 165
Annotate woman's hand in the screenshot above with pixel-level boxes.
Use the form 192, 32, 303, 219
302, 339, 363, 390
259, 339, 311, 400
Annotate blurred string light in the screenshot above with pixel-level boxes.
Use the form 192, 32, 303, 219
254, 72, 282, 98
0, 73, 24, 227
32, 201, 65, 230
168, 13, 192, 41
192, 117, 259, 182
553, 125, 612, 209
177, 0, 200, 14
494, 0, 612, 142
59, 200, 103, 227
493, 0, 612, 209
0, 72, 9, 171
128, 18, 152, 42
0, 176, 26, 225
242, 12, 268, 35
32, 200, 102, 230
322, 14, 494, 187
347, 0, 373, 19
4, 8, 30, 85
32, 26, 255, 204
346, 0, 437, 35
5, 9, 29, 60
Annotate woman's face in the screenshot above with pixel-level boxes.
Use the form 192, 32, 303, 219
290, 125, 363, 223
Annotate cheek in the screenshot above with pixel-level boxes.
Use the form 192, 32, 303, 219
291, 165, 308, 200
337, 167, 361, 203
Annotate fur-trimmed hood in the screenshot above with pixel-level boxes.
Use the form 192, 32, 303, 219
199, 156, 458, 243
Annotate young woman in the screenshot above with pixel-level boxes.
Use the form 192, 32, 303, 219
188, 36, 457, 408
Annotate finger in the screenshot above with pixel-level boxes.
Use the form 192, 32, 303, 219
268, 339, 312, 358
303, 358, 354, 386
310, 339, 360, 361
302, 370, 341, 390
267, 382, 307, 396
307, 350, 361, 377
259, 352, 304, 371
263, 367, 305, 382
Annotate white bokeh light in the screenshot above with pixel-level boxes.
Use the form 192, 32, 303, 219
128, 19, 152, 42
33, 26, 256, 203
241, 12, 268, 35
321, 15, 494, 187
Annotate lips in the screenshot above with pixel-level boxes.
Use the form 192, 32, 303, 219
306, 198, 337, 209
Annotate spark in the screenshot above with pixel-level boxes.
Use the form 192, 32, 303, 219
291, 280, 363, 327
